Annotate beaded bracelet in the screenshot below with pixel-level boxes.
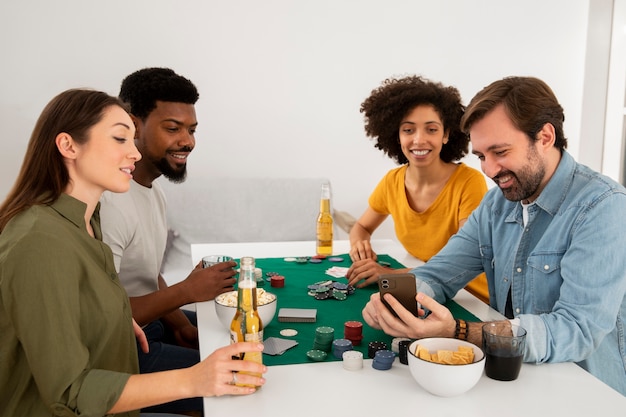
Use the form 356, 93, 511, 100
454, 318, 468, 340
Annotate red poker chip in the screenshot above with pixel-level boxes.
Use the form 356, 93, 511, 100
270, 275, 285, 288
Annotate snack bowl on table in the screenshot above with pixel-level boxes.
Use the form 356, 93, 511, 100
407, 338, 485, 397
214, 289, 277, 329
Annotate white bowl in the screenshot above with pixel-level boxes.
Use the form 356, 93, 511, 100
407, 338, 485, 397
214, 290, 277, 330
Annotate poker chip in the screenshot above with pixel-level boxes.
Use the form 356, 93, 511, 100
280, 328, 298, 337
270, 275, 285, 288
306, 349, 328, 362
283, 257, 297, 262
372, 349, 395, 370
332, 338, 354, 359
309, 258, 322, 263
295, 257, 308, 264
313, 326, 335, 352
328, 257, 344, 262
344, 321, 364, 346
332, 290, 347, 301
342, 350, 363, 371
307, 280, 355, 302
391, 337, 412, 354
312, 255, 327, 259
398, 339, 413, 365
314, 291, 330, 300
368, 341, 388, 359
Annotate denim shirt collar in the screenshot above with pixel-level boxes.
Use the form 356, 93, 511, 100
505, 151, 575, 225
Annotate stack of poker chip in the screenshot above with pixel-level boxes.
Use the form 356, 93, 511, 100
270, 275, 285, 288
391, 337, 412, 354
372, 349, 395, 371
254, 267, 264, 287
342, 350, 363, 371
397, 339, 413, 365
307, 280, 355, 301
313, 326, 335, 352
367, 340, 388, 359
332, 338, 354, 359
344, 321, 363, 346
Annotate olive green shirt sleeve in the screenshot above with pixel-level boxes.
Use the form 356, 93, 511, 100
0, 196, 139, 417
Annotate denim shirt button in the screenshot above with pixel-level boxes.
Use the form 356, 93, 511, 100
516, 267, 522, 273
544, 264, 549, 270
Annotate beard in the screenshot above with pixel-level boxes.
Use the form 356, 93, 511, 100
495, 144, 545, 202
154, 157, 187, 183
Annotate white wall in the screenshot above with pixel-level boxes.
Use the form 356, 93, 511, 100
0, 0, 591, 239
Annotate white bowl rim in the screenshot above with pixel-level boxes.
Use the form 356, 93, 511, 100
408, 338, 485, 366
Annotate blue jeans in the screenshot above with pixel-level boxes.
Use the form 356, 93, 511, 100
138, 310, 202, 414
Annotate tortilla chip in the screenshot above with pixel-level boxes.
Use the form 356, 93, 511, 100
415, 343, 475, 365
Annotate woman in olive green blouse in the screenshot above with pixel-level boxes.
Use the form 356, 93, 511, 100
0, 89, 266, 417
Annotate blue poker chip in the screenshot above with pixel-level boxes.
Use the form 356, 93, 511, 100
309, 258, 322, 263
374, 350, 396, 364
328, 257, 344, 262
372, 360, 393, 370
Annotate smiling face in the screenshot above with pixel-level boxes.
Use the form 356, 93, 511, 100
470, 105, 550, 203
71, 105, 141, 197
132, 100, 197, 185
398, 105, 448, 167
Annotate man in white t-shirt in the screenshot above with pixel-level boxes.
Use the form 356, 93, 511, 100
100, 67, 237, 415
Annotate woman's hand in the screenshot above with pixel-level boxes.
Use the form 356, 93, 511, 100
349, 240, 377, 262
191, 342, 267, 397
133, 319, 149, 353
346, 258, 392, 288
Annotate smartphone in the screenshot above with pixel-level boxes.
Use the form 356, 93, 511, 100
378, 273, 419, 317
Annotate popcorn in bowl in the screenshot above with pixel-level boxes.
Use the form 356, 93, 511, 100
215, 289, 276, 307
214, 289, 277, 329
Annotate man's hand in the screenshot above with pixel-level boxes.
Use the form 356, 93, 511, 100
173, 322, 199, 349
183, 260, 237, 302
362, 292, 455, 339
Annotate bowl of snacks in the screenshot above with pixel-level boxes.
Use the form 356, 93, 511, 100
407, 338, 485, 397
214, 289, 277, 329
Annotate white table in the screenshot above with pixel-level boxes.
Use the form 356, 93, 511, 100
193, 240, 625, 416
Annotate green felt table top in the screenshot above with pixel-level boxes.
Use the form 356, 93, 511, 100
241, 253, 480, 366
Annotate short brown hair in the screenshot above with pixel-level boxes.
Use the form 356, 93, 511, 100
461, 76, 567, 151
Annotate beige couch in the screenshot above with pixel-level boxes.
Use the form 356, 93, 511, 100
158, 176, 355, 286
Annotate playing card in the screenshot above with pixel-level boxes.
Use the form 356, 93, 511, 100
263, 337, 299, 355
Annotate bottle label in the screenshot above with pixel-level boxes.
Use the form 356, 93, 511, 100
244, 330, 263, 343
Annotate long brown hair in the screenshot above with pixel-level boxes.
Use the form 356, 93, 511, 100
0, 89, 127, 232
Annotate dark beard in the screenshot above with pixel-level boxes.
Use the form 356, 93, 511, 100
498, 144, 545, 202
499, 165, 545, 202
155, 157, 187, 183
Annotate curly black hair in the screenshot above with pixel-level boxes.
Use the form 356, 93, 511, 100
119, 67, 199, 120
360, 75, 468, 165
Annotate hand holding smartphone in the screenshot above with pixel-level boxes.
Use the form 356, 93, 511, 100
378, 273, 419, 317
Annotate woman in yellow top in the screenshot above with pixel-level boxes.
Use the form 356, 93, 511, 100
346, 75, 489, 303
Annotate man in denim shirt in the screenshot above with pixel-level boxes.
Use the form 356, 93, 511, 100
362, 76, 626, 395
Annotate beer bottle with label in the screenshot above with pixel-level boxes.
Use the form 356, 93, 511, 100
229, 256, 263, 386
316, 182, 333, 256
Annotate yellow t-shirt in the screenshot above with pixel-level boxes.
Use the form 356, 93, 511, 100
369, 163, 490, 302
